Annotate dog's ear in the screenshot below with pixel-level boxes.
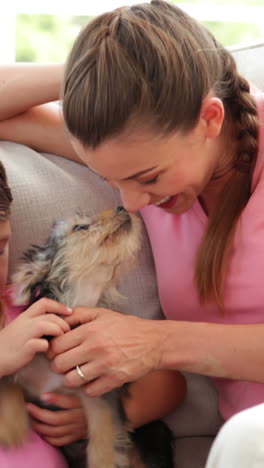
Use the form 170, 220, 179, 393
12, 251, 52, 306
12, 220, 67, 306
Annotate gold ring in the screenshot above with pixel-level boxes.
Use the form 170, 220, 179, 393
76, 365, 87, 383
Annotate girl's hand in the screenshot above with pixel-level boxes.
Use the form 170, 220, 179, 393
0, 298, 72, 377
27, 393, 87, 446
48, 307, 163, 397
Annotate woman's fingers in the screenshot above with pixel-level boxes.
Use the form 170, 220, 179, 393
63, 362, 100, 388
51, 341, 91, 374
48, 324, 87, 360
63, 364, 122, 396
83, 376, 119, 398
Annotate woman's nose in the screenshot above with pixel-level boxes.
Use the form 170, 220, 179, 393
119, 187, 151, 212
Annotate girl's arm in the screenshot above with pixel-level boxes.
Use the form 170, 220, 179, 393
0, 64, 63, 120
0, 104, 81, 163
0, 63, 81, 163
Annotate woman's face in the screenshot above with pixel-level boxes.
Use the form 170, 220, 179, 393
0, 218, 10, 291
72, 98, 225, 214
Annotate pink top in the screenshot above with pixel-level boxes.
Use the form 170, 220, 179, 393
0, 289, 68, 468
141, 92, 264, 421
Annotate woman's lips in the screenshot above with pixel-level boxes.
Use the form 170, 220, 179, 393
155, 195, 178, 209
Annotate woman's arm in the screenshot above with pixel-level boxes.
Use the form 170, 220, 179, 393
161, 320, 264, 382
48, 307, 264, 397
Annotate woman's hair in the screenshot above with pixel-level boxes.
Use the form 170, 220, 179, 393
63, 0, 258, 308
0, 161, 12, 220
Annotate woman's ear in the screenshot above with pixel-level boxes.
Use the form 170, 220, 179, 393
200, 96, 225, 139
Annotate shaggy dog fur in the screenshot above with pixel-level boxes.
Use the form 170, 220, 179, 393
0, 207, 174, 467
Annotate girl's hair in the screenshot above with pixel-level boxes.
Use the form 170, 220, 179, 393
0, 161, 12, 221
63, 0, 258, 308
0, 162, 12, 325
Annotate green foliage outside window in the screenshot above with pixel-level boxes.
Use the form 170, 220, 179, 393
16, 1, 264, 63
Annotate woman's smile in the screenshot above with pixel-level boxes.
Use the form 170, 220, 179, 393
71, 120, 224, 215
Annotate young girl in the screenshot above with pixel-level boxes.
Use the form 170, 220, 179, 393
0, 160, 186, 464
0, 160, 70, 466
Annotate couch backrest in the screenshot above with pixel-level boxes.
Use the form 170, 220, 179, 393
231, 42, 264, 90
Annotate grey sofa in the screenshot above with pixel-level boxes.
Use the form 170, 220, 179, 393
1, 42, 264, 468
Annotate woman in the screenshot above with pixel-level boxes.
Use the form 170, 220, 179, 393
1, 1, 264, 466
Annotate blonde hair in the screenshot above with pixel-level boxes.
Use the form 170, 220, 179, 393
63, 0, 258, 308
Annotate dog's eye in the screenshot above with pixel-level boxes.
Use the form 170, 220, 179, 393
73, 224, 90, 232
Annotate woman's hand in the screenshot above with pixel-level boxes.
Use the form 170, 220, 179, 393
27, 393, 87, 446
0, 298, 72, 377
48, 307, 164, 397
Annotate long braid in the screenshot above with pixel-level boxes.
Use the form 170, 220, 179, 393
195, 49, 259, 308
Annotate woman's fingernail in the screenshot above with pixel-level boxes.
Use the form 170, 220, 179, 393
66, 307, 73, 313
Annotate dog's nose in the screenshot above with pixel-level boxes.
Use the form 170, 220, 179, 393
115, 206, 127, 214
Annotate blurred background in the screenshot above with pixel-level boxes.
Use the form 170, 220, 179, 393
1, 0, 264, 63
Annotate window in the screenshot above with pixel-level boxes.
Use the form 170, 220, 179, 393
1, 1, 264, 63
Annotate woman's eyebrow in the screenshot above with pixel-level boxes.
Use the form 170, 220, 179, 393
88, 165, 159, 181
123, 166, 158, 181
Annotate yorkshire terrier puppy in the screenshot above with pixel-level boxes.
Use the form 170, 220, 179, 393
0, 207, 174, 467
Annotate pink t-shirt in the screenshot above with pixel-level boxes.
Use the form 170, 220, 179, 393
0, 290, 68, 468
141, 92, 264, 421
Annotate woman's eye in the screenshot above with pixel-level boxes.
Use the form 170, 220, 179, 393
140, 176, 159, 185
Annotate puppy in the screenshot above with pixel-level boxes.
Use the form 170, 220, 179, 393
0, 207, 174, 467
